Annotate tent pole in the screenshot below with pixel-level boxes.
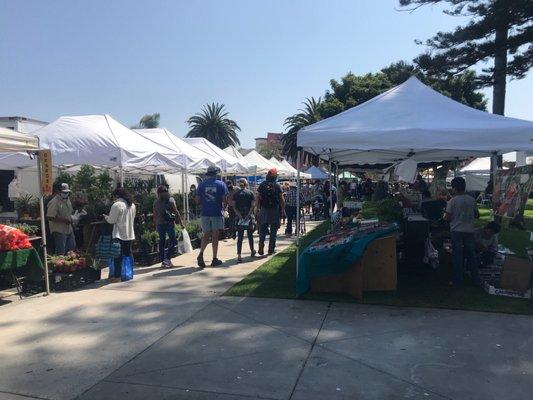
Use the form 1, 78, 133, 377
119, 168, 124, 187
36, 150, 50, 295
181, 169, 186, 218
328, 154, 333, 224
184, 171, 190, 224
296, 149, 301, 285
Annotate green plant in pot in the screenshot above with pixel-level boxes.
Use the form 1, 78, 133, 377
15, 194, 37, 219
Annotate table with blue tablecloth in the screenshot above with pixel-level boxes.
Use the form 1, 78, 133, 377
296, 223, 399, 295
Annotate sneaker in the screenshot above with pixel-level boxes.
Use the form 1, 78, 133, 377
211, 258, 223, 267
268, 250, 276, 255
258, 244, 264, 256
251, 250, 256, 258
161, 259, 172, 269
197, 254, 206, 269
237, 255, 243, 263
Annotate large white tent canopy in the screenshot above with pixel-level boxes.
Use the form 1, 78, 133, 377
134, 128, 214, 172
242, 150, 277, 175
0, 127, 39, 152
184, 137, 251, 174
298, 77, 533, 165
0, 115, 186, 173
224, 145, 246, 160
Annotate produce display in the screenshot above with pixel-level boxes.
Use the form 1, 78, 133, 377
308, 222, 393, 252
48, 251, 88, 273
0, 224, 33, 252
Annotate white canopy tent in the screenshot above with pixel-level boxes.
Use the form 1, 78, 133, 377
268, 157, 294, 178
278, 158, 311, 179
0, 115, 187, 174
184, 138, 251, 174
242, 150, 278, 175
134, 128, 214, 173
224, 145, 246, 160
298, 77, 533, 165
0, 128, 50, 294
294, 76, 533, 285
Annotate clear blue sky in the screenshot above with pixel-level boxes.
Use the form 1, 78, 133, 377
1, 0, 531, 148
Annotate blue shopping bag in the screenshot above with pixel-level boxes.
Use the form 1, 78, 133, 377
121, 256, 134, 281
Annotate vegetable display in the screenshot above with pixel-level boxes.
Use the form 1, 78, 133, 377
0, 224, 33, 252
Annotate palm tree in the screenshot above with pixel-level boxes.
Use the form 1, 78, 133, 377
282, 97, 322, 164
139, 113, 160, 128
186, 103, 240, 148
132, 113, 160, 129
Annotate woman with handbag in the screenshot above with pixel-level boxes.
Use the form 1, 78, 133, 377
153, 185, 184, 268
103, 187, 136, 283
231, 178, 256, 262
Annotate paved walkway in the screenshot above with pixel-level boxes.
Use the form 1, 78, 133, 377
0, 221, 532, 400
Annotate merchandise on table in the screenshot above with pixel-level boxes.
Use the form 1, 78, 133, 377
0, 224, 33, 252
48, 251, 88, 273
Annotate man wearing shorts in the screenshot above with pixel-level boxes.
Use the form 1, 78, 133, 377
196, 166, 228, 268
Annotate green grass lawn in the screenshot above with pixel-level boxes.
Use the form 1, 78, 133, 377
226, 201, 533, 315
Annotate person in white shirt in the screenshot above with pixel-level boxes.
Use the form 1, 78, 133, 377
104, 188, 136, 282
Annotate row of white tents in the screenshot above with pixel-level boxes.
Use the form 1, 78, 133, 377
0, 114, 314, 182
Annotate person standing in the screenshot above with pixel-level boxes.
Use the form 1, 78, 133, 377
257, 168, 285, 255
153, 185, 184, 268
323, 180, 336, 219
231, 178, 256, 262
444, 177, 480, 286
104, 188, 136, 282
284, 182, 301, 237
196, 166, 228, 268
226, 181, 237, 239
47, 183, 76, 255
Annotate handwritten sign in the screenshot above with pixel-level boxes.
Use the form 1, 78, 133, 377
37, 150, 53, 196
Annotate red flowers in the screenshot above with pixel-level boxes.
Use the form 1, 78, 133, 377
0, 225, 32, 252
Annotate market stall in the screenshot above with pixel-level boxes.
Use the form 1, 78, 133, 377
295, 76, 533, 299
0, 127, 50, 294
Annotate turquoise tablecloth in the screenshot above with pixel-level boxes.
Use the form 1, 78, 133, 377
296, 224, 398, 295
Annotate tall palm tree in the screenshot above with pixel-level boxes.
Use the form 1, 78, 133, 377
186, 103, 240, 148
282, 97, 322, 164
137, 113, 160, 129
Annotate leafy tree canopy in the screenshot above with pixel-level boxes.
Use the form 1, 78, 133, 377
186, 103, 240, 148
133, 113, 160, 129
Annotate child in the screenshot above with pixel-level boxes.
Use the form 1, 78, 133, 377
475, 222, 500, 266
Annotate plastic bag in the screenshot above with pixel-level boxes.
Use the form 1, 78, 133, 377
178, 229, 193, 254
121, 256, 134, 281
423, 237, 439, 269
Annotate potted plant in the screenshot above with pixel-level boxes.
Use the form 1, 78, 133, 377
15, 194, 37, 219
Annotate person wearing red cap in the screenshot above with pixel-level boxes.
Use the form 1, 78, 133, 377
257, 168, 285, 255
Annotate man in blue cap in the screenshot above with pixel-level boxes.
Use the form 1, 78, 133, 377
196, 166, 228, 268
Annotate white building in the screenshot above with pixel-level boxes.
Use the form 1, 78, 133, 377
0, 116, 47, 134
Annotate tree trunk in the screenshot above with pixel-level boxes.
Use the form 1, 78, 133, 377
491, 3, 509, 171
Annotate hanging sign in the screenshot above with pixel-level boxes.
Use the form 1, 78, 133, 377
37, 150, 53, 196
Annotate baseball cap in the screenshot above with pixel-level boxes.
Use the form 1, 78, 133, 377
267, 168, 278, 176
60, 183, 71, 193
206, 166, 220, 176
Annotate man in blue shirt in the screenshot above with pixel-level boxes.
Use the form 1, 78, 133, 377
196, 166, 228, 268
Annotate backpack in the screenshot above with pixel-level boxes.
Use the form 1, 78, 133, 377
259, 181, 279, 208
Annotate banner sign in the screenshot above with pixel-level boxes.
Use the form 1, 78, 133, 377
37, 150, 53, 196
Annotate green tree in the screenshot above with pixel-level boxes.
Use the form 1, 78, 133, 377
399, 0, 533, 116
132, 113, 160, 129
259, 141, 283, 160
186, 103, 240, 148
281, 97, 322, 164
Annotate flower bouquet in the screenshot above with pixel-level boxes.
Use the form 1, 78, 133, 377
48, 251, 88, 274
0, 224, 33, 252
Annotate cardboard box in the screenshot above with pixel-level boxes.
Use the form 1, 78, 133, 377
483, 282, 532, 299
499, 256, 533, 293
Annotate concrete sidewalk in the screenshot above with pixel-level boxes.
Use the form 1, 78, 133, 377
0, 221, 532, 400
